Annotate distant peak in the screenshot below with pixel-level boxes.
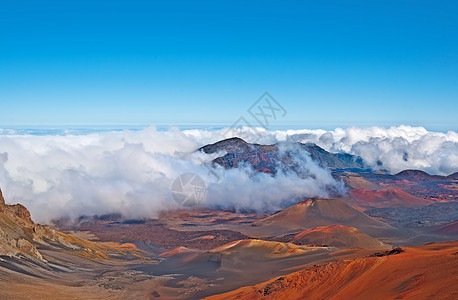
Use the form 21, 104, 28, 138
198, 137, 249, 153
395, 169, 431, 177
214, 137, 248, 144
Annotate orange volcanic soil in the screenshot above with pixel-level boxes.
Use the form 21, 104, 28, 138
348, 188, 432, 209
290, 225, 389, 249
432, 221, 458, 235
206, 241, 458, 300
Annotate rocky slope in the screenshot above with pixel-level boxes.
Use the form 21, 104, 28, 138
0, 188, 44, 260
0, 188, 142, 262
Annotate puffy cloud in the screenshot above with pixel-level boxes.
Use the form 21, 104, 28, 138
0, 127, 342, 223
222, 125, 457, 175
0, 125, 456, 223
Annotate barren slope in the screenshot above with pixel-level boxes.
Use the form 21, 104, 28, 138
206, 241, 458, 300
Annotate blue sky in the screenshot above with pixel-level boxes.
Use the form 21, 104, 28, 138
1, 1, 457, 130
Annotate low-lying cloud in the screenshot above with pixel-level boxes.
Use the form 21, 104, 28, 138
0, 125, 456, 223
233, 125, 458, 175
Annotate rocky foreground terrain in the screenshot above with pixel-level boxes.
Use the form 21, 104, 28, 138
206, 241, 458, 300
0, 188, 163, 299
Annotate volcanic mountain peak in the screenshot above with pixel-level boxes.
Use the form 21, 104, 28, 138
199, 137, 252, 154
199, 137, 366, 173
206, 137, 248, 147
264, 198, 362, 222
252, 198, 394, 238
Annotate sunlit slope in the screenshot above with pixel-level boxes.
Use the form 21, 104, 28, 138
207, 241, 458, 300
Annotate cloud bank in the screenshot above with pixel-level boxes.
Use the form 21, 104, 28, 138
227, 125, 458, 175
0, 125, 456, 223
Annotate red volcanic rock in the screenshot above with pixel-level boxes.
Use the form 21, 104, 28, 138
348, 188, 431, 209
432, 220, 458, 235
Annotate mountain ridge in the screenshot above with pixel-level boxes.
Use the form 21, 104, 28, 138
199, 137, 367, 173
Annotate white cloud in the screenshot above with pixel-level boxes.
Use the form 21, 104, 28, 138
0, 125, 456, 223
219, 125, 457, 175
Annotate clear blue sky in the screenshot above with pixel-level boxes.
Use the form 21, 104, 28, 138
1, 1, 457, 130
